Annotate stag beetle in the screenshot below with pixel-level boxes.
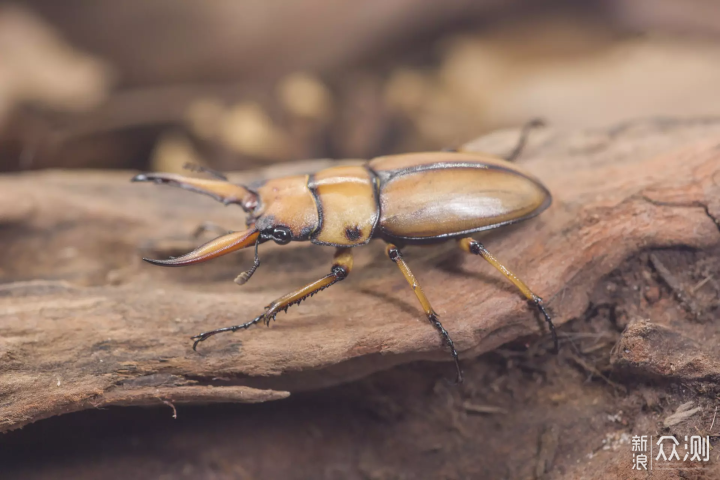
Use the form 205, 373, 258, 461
132, 125, 555, 383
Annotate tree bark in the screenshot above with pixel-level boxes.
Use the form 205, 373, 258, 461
1, 118, 719, 432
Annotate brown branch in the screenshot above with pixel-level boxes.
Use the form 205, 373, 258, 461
1, 118, 719, 432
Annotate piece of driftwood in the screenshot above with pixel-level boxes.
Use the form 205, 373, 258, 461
0, 118, 719, 432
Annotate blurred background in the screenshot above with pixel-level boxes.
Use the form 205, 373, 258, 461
2, 0, 720, 175
2, 1, 720, 479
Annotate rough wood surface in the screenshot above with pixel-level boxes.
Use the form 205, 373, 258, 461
1, 118, 719, 433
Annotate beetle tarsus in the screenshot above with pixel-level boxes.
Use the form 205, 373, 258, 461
191, 314, 265, 351
386, 244, 463, 384
532, 296, 558, 354
428, 312, 463, 384
439, 118, 545, 161
505, 117, 546, 162
459, 237, 558, 354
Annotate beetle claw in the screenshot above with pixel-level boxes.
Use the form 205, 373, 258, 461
130, 171, 258, 211
191, 334, 206, 351
190, 313, 266, 350
131, 173, 150, 182
143, 228, 260, 267
191, 330, 221, 351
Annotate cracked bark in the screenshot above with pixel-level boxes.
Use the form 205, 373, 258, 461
1, 118, 719, 432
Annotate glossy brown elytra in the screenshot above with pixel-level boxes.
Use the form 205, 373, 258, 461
132, 126, 555, 383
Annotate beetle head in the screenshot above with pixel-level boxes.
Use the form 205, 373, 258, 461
134, 171, 320, 267
247, 175, 321, 245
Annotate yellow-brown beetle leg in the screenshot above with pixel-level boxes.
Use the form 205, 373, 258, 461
385, 244, 463, 384
191, 248, 353, 350
458, 237, 558, 352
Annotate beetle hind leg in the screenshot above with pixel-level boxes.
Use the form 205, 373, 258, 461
385, 244, 463, 384
504, 118, 545, 162
443, 118, 545, 161
191, 248, 353, 349
458, 237, 558, 353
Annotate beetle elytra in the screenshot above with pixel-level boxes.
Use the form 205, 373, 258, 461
132, 132, 555, 383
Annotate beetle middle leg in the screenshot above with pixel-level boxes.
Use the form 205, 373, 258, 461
191, 248, 353, 350
385, 244, 463, 384
458, 237, 558, 352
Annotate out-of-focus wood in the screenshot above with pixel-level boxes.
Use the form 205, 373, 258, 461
1, 118, 719, 432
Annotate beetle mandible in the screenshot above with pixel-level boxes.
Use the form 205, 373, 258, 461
132, 129, 555, 383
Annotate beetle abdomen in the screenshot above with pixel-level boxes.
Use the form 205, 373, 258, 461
369, 152, 551, 242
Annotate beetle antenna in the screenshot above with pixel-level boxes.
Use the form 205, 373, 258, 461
234, 236, 261, 285
505, 118, 545, 162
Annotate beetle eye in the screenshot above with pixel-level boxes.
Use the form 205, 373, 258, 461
272, 226, 292, 245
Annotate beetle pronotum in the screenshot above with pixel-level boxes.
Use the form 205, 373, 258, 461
132, 130, 555, 383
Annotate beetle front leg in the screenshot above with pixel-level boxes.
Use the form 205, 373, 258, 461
191, 248, 353, 350
385, 244, 463, 384
458, 237, 558, 352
